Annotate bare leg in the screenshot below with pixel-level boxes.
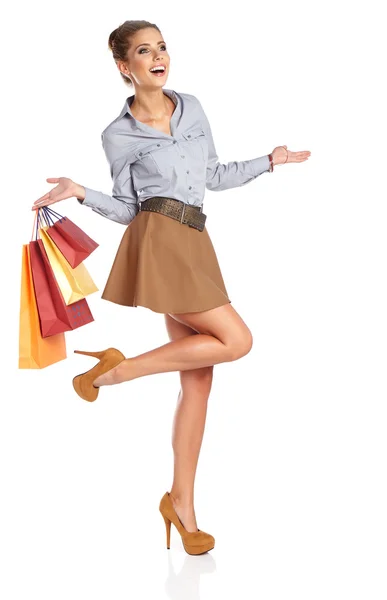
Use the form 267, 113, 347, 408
93, 303, 252, 387
164, 314, 213, 532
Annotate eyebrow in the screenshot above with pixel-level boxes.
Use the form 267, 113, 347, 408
135, 41, 165, 50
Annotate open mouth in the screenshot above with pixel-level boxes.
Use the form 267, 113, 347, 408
149, 65, 166, 76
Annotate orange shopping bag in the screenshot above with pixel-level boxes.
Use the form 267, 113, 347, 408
18, 243, 67, 369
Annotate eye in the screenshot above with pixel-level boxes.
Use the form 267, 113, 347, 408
139, 44, 167, 54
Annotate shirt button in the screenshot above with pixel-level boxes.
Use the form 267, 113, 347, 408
181, 155, 185, 158
173, 140, 177, 144
186, 170, 189, 174
157, 144, 160, 147
189, 186, 192, 190
139, 152, 143, 156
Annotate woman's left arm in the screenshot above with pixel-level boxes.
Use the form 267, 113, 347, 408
196, 98, 310, 191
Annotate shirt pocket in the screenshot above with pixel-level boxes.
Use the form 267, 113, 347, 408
181, 125, 208, 162
134, 140, 173, 176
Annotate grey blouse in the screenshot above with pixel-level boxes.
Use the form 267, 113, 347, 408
78, 88, 271, 225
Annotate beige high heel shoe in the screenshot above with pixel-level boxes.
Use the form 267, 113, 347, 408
159, 492, 215, 555
72, 347, 125, 402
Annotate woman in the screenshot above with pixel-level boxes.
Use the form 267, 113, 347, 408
32, 20, 311, 555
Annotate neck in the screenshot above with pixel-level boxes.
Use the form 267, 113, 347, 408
131, 88, 169, 120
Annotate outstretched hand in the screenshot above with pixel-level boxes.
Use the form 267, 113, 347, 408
272, 145, 311, 166
31, 177, 79, 210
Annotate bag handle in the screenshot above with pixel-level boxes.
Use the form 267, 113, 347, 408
41, 206, 55, 226
30, 207, 54, 242
31, 210, 38, 242
36, 210, 43, 239
43, 205, 66, 222
30, 206, 61, 243
34, 208, 50, 240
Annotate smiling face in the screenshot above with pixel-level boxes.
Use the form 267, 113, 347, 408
118, 27, 169, 88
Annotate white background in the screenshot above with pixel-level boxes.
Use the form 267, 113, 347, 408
1, 0, 386, 598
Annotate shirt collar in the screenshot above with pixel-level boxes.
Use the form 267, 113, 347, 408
117, 88, 178, 121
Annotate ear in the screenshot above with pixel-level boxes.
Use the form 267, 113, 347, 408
117, 61, 131, 78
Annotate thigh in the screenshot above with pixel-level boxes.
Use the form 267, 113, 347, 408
164, 313, 197, 342
167, 303, 253, 355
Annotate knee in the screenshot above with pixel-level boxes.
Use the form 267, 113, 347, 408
181, 365, 214, 394
228, 329, 253, 361
195, 366, 214, 390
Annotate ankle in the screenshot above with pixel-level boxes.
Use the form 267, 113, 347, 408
114, 359, 128, 384
169, 491, 194, 508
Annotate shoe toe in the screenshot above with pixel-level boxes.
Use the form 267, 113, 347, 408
198, 529, 215, 543
183, 529, 215, 554
72, 374, 99, 402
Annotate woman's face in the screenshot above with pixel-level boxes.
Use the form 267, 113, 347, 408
121, 27, 170, 88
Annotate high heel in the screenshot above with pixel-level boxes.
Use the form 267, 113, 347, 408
72, 347, 125, 402
162, 514, 172, 549
159, 492, 215, 555
74, 350, 107, 358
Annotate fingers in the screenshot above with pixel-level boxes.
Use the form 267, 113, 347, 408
288, 150, 311, 163
31, 178, 59, 210
32, 193, 50, 210
32, 199, 61, 210
32, 202, 51, 210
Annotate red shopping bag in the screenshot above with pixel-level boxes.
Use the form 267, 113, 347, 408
29, 237, 94, 338
41, 206, 98, 268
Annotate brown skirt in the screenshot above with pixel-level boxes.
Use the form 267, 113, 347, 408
101, 209, 232, 314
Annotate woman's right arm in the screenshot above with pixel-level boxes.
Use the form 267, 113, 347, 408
32, 132, 139, 226
74, 151, 139, 225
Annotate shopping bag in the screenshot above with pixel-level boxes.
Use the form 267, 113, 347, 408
19, 244, 67, 369
39, 225, 98, 305
29, 238, 94, 337
42, 206, 99, 268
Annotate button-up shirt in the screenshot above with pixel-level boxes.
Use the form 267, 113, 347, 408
79, 88, 271, 225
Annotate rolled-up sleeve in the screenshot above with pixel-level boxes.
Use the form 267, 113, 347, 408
77, 131, 139, 226
196, 99, 271, 191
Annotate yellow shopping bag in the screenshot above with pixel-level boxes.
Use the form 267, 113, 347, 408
19, 244, 67, 369
39, 226, 98, 305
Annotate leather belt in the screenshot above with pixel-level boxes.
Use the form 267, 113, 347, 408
139, 197, 206, 232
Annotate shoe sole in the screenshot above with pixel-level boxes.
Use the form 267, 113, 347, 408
184, 543, 215, 555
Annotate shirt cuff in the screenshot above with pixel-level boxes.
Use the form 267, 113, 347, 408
77, 186, 103, 208
249, 155, 271, 177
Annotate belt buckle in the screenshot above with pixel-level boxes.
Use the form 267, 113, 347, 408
180, 202, 186, 225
